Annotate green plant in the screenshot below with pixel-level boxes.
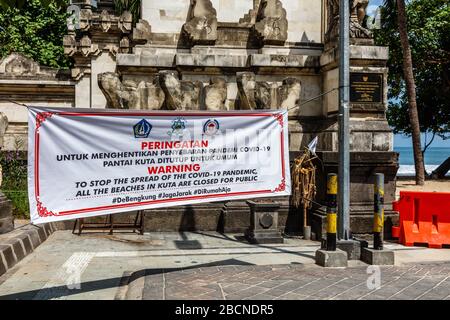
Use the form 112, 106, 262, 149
0, 0, 67, 9
0, 137, 29, 219
0, 0, 70, 69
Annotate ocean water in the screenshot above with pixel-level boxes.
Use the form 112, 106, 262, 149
395, 147, 450, 176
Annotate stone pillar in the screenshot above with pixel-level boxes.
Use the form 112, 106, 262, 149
0, 113, 13, 234
64, 6, 133, 108
312, 0, 399, 239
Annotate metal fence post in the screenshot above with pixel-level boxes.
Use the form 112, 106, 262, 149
338, 0, 351, 241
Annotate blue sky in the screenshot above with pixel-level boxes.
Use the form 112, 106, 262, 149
367, 0, 383, 17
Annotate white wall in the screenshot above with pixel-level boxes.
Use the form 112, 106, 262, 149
141, 0, 324, 44
284, 0, 323, 43
141, 0, 191, 33
211, 0, 253, 22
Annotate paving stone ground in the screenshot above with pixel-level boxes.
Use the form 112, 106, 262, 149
0, 230, 449, 300
136, 262, 450, 300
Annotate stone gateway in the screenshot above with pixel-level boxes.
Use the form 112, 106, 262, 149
0, 0, 398, 237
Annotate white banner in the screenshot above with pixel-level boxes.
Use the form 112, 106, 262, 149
28, 107, 291, 224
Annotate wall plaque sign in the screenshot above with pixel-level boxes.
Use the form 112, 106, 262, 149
350, 73, 383, 103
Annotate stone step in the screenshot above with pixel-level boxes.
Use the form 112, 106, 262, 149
0, 223, 57, 277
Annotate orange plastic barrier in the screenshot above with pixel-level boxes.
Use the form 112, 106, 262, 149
392, 191, 450, 248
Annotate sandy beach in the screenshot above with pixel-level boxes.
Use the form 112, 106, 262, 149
396, 179, 450, 198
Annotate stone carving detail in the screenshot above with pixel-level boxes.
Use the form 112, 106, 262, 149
0, 52, 60, 80
237, 72, 256, 109
237, 72, 301, 110
100, 10, 111, 32
159, 71, 203, 110
119, 37, 131, 54
98, 72, 131, 109
63, 34, 77, 56
98, 72, 165, 110
183, 0, 218, 44
118, 11, 133, 33
278, 78, 301, 110
79, 8, 93, 31
237, 72, 271, 110
133, 19, 152, 44
63, 7, 134, 83
0, 53, 40, 76
80, 35, 100, 57
63, 8, 133, 79
325, 0, 339, 43
204, 77, 227, 111
325, 0, 373, 42
255, 0, 288, 45
350, 0, 372, 39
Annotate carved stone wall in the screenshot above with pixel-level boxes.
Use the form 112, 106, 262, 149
98, 70, 301, 112
236, 72, 301, 111
98, 72, 165, 110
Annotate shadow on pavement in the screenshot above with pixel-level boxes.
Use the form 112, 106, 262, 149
0, 258, 254, 300
191, 231, 318, 260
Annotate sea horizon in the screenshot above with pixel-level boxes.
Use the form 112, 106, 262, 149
394, 146, 450, 176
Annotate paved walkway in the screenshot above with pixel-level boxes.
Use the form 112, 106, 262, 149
0, 231, 450, 300
137, 263, 450, 300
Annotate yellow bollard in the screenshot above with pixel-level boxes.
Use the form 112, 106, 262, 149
326, 173, 338, 251
374, 173, 384, 250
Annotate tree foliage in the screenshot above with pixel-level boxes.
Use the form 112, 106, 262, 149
375, 0, 450, 142
0, 0, 70, 68
0, 0, 66, 10
0, 1, 141, 68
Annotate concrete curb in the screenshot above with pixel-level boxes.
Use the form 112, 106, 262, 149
0, 223, 57, 277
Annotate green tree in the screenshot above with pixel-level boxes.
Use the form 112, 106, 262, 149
0, 0, 66, 9
376, 0, 450, 178
0, 0, 70, 68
